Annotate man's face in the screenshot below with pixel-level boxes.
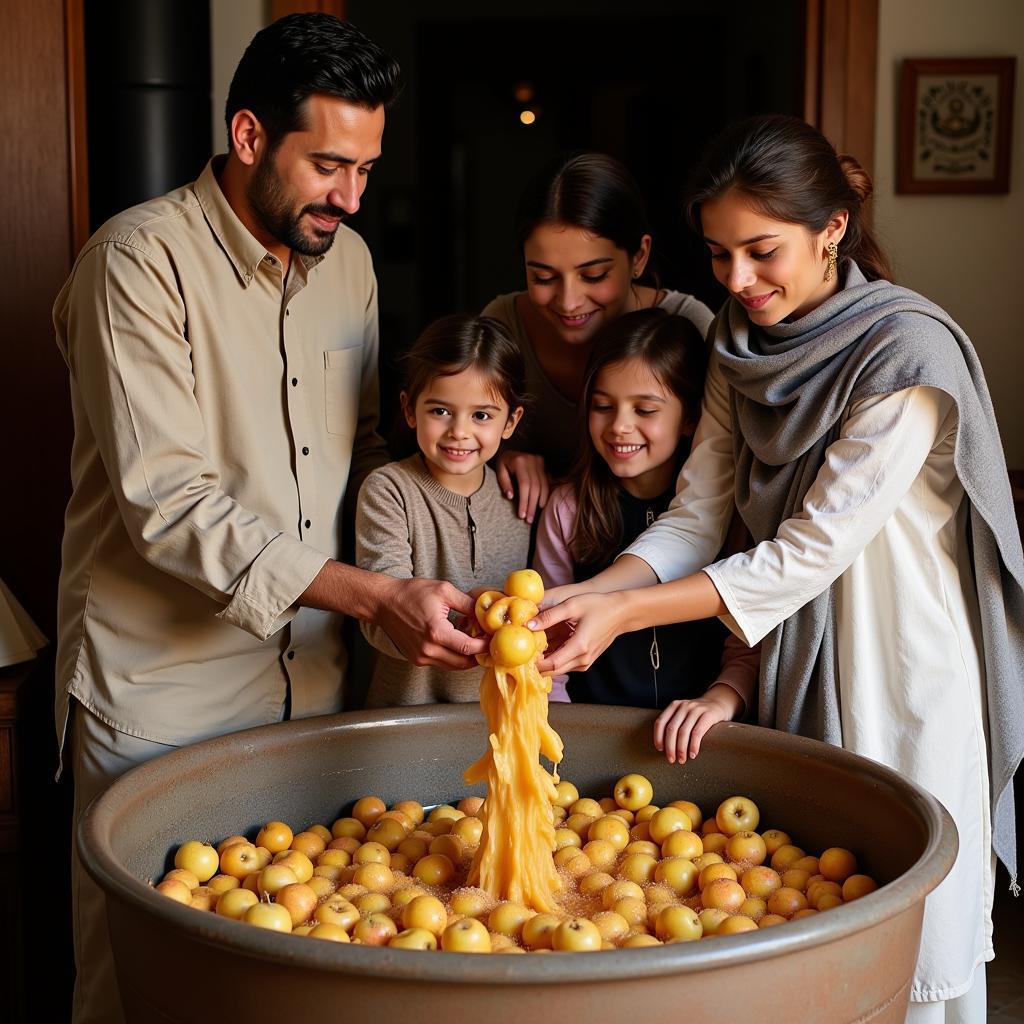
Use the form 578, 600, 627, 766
247, 95, 385, 257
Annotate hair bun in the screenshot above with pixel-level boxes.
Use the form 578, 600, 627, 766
838, 154, 873, 203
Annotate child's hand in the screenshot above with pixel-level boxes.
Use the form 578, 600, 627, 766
495, 450, 550, 524
653, 684, 744, 765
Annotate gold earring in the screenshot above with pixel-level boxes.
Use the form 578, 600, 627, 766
824, 240, 838, 282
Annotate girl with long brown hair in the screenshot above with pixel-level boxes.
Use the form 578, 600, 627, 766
533, 307, 757, 730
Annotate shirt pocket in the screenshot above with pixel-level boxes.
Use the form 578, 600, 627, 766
323, 346, 362, 438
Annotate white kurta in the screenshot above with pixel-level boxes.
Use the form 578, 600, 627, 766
627, 355, 993, 1002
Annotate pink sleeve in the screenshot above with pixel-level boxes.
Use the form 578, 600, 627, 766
713, 635, 760, 717
532, 484, 577, 589
533, 485, 577, 702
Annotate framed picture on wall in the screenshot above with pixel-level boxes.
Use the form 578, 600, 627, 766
897, 57, 1016, 194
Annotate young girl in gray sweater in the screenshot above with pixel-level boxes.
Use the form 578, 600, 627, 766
356, 314, 531, 707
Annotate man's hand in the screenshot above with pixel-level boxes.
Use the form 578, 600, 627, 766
495, 450, 550, 524
377, 577, 488, 669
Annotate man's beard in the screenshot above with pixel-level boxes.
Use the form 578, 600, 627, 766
247, 156, 345, 257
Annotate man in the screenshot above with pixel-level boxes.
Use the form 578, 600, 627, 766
53, 15, 485, 1023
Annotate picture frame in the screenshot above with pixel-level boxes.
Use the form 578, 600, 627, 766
897, 57, 1016, 194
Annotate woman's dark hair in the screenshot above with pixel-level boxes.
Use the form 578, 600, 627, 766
570, 308, 708, 567
226, 14, 401, 151
685, 114, 891, 283
401, 314, 528, 415
514, 152, 655, 278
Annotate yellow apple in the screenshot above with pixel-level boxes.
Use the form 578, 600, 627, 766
331, 817, 367, 841
441, 917, 491, 952
308, 922, 351, 942
648, 807, 693, 844
275, 882, 318, 927
351, 796, 387, 829
490, 625, 535, 667
819, 847, 858, 883
245, 902, 292, 932
715, 796, 760, 836
488, 902, 532, 939
315, 895, 359, 930
413, 853, 454, 886
402, 895, 448, 936
290, 831, 326, 861
215, 887, 258, 920
520, 912, 562, 950
390, 927, 437, 950
655, 905, 702, 942
255, 821, 294, 855
154, 879, 192, 904
842, 874, 878, 901
256, 865, 299, 898
613, 773, 654, 812
553, 781, 580, 809
352, 912, 398, 946
174, 841, 219, 883
553, 918, 602, 952
163, 867, 199, 890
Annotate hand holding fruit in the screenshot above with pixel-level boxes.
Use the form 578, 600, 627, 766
376, 577, 488, 669
531, 591, 625, 676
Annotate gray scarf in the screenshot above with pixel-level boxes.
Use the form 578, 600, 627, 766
714, 260, 1024, 891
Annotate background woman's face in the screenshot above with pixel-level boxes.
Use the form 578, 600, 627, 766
523, 222, 644, 346
700, 191, 834, 325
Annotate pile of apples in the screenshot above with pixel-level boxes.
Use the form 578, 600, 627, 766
154, 777, 879, 952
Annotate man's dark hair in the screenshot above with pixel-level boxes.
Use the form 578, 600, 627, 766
225, 14, 401, 151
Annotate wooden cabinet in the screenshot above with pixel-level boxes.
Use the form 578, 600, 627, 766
0, 665, 29, 853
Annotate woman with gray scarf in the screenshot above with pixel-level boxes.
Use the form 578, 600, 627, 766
533, 115, 1023, 1023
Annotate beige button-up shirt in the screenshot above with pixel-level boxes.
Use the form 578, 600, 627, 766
53, 158, 387, 750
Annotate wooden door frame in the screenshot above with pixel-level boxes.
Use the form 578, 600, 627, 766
805, 0, 880, 179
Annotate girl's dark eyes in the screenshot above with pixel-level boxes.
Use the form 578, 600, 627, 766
590, 403, 613, 413
635, 408, 657, 417
472, 411, 492, 422
427, 407, 450, 417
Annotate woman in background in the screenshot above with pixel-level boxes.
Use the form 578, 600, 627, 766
483, 151, 713, 521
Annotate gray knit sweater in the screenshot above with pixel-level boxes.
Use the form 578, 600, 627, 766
355, 455, 532, 707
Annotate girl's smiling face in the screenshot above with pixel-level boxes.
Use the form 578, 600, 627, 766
523, 222, 650, 346
588, 357, 687, 499
700, 190, 847, 325
403, 367, 522, 496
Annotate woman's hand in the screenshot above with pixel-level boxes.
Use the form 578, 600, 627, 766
495, 450, 550, 524
532, 592, 626, 675
653, 683, 744, 765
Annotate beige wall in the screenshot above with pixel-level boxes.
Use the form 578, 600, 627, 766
874, 0, 1024, 466
210, 0, 271, 155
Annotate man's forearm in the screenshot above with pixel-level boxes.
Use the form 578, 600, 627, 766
298, 559, 397, 623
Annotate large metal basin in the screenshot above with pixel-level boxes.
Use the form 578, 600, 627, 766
79, 705, 957, 1024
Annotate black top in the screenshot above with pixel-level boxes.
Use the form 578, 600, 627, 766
568, 487, 727, 709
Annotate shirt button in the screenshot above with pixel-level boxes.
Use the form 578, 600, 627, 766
287, 651, 295, 661
304, 519, 311, 529
286, 309, 291, 316
302, 446, 310, 456
291, 378, 298, 387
